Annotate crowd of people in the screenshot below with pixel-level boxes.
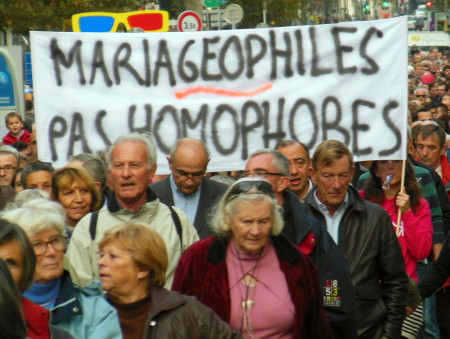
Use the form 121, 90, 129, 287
0, 45, 449, 339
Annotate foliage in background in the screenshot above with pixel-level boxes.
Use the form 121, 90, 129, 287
0, 0, 138, 34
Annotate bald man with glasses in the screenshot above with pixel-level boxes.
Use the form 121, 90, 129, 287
151, 138, 228, 239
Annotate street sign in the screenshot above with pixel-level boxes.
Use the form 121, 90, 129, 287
203, 0, 223, 8
224, 4, 243, 24
178, 11, 202, 32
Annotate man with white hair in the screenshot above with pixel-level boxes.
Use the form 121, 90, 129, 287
66, 133, 199, 288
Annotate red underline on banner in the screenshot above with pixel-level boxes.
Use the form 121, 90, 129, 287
174, 82, 273, 99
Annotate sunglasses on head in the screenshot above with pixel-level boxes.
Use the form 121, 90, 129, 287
72, 11, 169, 33
229, 180, 274, 198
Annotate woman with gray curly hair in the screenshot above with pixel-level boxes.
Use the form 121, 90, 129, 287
173, 177, 332, 339
1, 198, 122, 339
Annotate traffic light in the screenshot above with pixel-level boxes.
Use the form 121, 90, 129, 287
364, 4, 371, 15
382, 1, 389, 9
426, 1, 433, 7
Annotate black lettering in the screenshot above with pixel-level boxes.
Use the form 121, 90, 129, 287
321, 97, 350, 144
95, 110, 112, 147
68, 113, 92, 157
89, 41, 113, 86
294, 30, 305, 76
269, 30, 293, 79
241, 101, 263, 159
49, 116, 67, 162
153, 40, 176, 86
379, 101, 401, 156
50, 39, 85, 86
143, 39, 151, 87
263, 99, 287, 147
289, 98, 318, 149
360, 27, 383, 75
178, 40, 199, 83
211, 104, 239, 155
332, 27, 358, 75
128, 104, 152, 133
113, 43, 145, 85
352, 99, 374, 155
201, 37, 222, 81
181, 105, 208, 140
245, 34, 267, 78
310, 27, 333, 76
153, 105, 181, 154
219, 36, 244, 80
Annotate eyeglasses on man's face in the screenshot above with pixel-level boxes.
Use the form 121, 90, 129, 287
172, 168, 205, 181
0, 166, 17, 174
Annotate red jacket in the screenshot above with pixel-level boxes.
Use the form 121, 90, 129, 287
172, 235, 332, 339
2, 129, 31, 145
21, 297, 51, 339
440, 154, 450, 187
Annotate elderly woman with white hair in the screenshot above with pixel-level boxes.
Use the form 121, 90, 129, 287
1, 198, 122, 338
172, 178, 332, 338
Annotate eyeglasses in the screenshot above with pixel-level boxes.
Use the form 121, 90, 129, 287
240, 170, 284, 178
72, 11, 169, 33
30, 141, 37, 146
172, 168, 205, 181
32, 236, 67, 256
229, 180, 274, 197
0, 166, 17, 174
415, 95, 427, 98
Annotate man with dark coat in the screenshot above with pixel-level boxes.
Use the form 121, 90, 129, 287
304, 140, 408, 339
151, 138, 228, 239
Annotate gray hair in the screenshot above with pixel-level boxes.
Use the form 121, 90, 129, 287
414, 87, 429, 96
82, 157, 107, 189
106, 132, 157, 169
1, 198, 66, 238
0, 146, 20, 167
248, 149, 290, 176
212, 177, 284, 238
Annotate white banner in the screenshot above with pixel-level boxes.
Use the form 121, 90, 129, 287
31, 17, 408, 173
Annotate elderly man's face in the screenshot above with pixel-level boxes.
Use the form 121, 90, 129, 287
0, 154, 18, 186
310, 155, 354, 216
245, 153, 288, 203
415, 90, 427, 103
169, 141, 209, 195
416, 133, 445, 169
109, 141, 153, 209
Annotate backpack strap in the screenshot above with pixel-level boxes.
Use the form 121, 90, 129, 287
89, 211, 99, 241
167, 205, 183, 250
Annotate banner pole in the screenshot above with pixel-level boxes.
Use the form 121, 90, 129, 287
396, 159, 406, 237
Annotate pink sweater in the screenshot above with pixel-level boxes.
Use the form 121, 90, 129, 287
359, 192, 433, 282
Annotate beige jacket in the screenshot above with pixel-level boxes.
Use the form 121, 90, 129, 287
66, 191, 199, 289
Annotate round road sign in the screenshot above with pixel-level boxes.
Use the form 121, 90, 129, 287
177, 11, 202, 32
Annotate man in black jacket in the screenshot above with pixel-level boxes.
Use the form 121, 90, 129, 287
304, 140, 408, 339
244, 149, 356, 338
151, 138, 228, 239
